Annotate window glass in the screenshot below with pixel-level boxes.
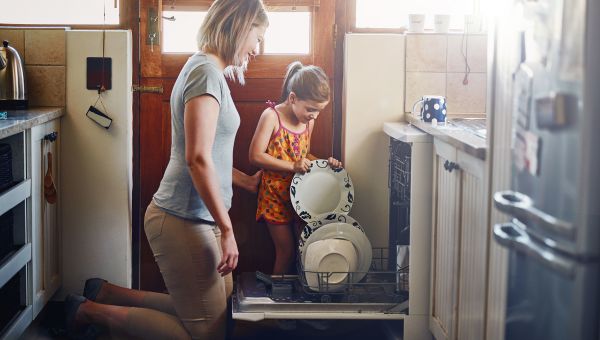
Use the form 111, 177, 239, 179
162, 11, 207, 53
162, 10, 310, 54
0, 0, 119, 25
263, 12, 310, 54
355, 0, 475, 30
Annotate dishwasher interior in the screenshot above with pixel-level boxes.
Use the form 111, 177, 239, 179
233, 248, 409, 318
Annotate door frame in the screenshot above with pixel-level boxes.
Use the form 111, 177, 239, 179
127, 0, 349, 288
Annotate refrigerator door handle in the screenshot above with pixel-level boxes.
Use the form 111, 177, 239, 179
493, 190, 575, 239
493, 222, 575, 278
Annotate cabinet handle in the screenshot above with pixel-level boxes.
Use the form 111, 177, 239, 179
449, 162, 460, 172
43, 132, 58, 142
443, 160, 460, 172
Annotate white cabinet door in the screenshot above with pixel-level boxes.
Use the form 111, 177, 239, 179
30, 119, 61, 318
430, 139, 489, 340
430, 139, 461, 340
456, 149, 487, 340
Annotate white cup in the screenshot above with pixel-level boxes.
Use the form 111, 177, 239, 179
408, 14, 425, 33
465, 15, 482, 33
434, 15, 450, 33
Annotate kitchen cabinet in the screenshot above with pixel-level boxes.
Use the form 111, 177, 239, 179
0, 130, 31, 339
30, 119, 61, 318
429, 138, 488, 340
0, 115, 61, 338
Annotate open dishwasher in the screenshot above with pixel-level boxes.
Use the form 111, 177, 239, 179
233, 123, 432, 339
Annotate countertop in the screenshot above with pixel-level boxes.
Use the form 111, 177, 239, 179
396, 114, 487, 160
0, 107, 65, 139
383, 122, 433, 143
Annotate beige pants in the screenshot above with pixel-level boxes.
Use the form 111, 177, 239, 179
128, 201, 233, 340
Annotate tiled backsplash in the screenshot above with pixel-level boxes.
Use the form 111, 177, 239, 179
404, 33, 487, 114
0, 28, 66, 107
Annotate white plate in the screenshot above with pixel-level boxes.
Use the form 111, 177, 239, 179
290, 159, 354, 223
304, 239, 357, 290
298, 214, 372, 284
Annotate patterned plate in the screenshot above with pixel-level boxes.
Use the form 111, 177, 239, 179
290, 159, 354, 223
298, 214, 372, 284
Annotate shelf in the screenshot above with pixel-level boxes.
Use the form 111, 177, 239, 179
0, 244, 31, 289
0, 180, 31, 217
0, 305, 32, 339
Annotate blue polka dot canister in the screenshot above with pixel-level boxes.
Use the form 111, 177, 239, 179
411, 95, 447, 123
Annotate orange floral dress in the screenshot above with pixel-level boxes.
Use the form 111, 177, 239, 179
256, 102, 310, 225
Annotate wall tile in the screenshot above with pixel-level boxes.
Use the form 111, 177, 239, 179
0, 30, 25, 62
446, 72, 486, 113
25, 65, 66, 106
25, 29, 66, 65
406, 34, 447, 72
447, 34, 487, 73
405, 72, 446, 112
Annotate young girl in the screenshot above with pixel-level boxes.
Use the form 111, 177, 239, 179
249, 61, 342, 274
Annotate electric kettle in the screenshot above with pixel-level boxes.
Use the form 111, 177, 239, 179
0, 40, 28, 109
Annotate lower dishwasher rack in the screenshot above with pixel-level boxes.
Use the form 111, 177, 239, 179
232, 248, 409, 321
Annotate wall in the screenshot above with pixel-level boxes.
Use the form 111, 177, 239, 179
0, 28, 66, 107
62, 30, 132, 296
343, 34, 405, 247
404, 33, 488, 114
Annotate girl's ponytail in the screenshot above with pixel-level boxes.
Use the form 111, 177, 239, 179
279, 61, 330, 104
280, 61, 304, 102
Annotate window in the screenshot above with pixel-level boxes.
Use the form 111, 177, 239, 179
354, 0, 478, 31
162, 11, 207, 53
0, 0, 119, 25
162, 10, 310, 54
263, 11, 310, 54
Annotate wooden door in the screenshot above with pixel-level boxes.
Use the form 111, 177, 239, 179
137, 0, 338, 292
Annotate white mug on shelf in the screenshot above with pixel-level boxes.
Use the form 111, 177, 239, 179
434, 15, 450, 33
465, 15, 482, 33
408, 14, 425, 33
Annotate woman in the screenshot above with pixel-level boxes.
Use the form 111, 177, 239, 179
64, 1, 268, 339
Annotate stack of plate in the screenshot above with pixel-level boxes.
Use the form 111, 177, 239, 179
291, 159, 372, 292
0, 144, 13, 192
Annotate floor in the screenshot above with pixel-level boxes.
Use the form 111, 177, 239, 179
21, 301, 400, 340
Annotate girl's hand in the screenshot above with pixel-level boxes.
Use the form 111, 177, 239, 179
293, 158, 311, 173
328, 157, 343, 169
218, 229, 239, 276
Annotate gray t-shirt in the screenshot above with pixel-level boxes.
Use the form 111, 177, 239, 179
153, 53, 240, 222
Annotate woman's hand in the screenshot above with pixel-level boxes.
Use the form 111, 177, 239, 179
218, 229, 239, 276
233, 168, 262, 193
328, 157, 343, 169
293, 158, 311, 173
247, 170, 262, 193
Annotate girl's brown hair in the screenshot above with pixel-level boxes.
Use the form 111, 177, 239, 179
197, 0, 268, 84
280, 61, 330, 103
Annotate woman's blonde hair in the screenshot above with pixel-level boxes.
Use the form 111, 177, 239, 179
197, 0, 268, 84
280, 61, 330, 104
